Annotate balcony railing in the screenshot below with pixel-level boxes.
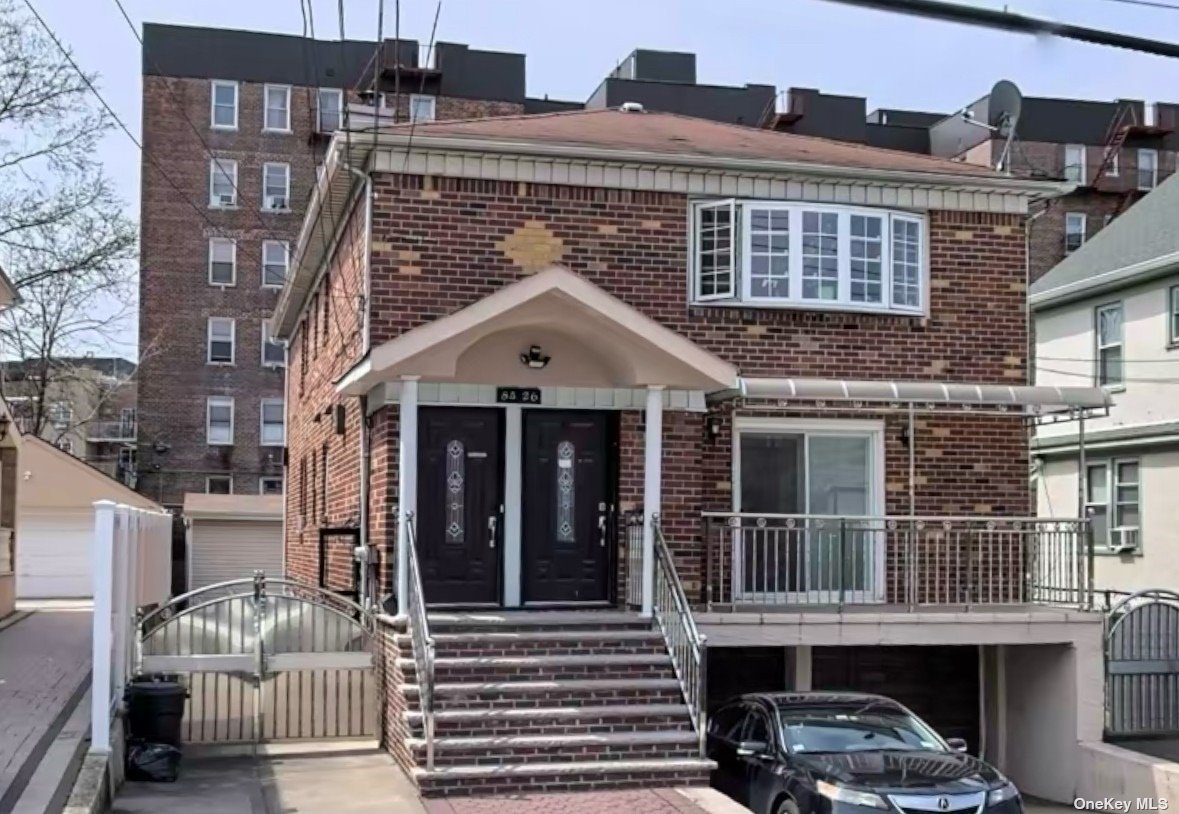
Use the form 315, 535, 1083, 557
702, 513, 1092, 611
86, 419, 136, 442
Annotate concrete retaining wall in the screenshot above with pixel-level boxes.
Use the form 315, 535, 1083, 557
1076, 742, 1179, 803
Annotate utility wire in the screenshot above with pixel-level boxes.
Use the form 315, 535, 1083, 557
400, 2, 442, 172
1096, 0, 1179, 11
1038, 366, 1179, 383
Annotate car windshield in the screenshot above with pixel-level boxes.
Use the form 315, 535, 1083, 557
779, 705, 947, 754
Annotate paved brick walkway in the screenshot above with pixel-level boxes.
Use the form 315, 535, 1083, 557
0, 611, 91, 803
424, 788, 717, 814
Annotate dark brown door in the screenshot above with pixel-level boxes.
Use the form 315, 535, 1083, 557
417, 408, 503, 605
522, 411, 612, 604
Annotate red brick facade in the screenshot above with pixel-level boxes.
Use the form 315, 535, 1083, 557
285, 171, 1033, 601
138, 74, 522, 507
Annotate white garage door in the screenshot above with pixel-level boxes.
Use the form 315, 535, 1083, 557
18, 508, 93, 598
190, 519, 283, 591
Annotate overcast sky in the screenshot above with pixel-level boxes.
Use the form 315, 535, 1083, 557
27, 0, 1179, 351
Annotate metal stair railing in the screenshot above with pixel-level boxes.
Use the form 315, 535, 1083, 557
403, 511, 437, 769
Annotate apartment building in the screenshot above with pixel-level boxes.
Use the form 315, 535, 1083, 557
271, 107, 1110, 800
136, 25, 529, 507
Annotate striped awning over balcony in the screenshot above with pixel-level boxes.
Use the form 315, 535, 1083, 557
734, 377, 1110, 416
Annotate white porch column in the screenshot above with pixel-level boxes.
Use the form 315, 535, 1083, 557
396, 376, 419, 616
642, 386, 664, 618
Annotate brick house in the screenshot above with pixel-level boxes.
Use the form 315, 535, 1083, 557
272, 108, 1111, 799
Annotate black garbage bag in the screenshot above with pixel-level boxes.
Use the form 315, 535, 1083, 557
125, 741, 182, 782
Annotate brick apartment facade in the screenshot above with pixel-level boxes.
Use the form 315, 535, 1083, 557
137, 25, 528, 506
270, 109, 1106, 798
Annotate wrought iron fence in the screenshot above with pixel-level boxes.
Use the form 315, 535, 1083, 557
1106, 590, 1179, 738
652, 516, 707, 757
403, 511, 437, 769
625, 512, 644, 608
702, 513, 1091, 610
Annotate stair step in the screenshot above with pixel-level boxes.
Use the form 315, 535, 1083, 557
426, 611, 648, 631
402, 654, 669, 669
407, 678, 682, 697
404, 678, 684, 710
408, 703, 689, 724
428, 629, 660, 644
401, 653, 674, 682
413, 757, 716, 796
408, 730, 696, 750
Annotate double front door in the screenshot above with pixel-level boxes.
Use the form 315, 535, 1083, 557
416, 407, 612, 606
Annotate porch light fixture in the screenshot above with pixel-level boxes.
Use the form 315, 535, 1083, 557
520, 345, 551, 370
704, 414, 722, 442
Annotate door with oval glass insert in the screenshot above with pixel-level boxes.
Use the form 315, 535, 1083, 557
417, 407, 503, 605
522, 411, 612, 604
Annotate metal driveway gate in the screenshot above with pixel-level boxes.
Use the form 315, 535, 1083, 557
138, 573, 377, 744
1106, 589, 1179, 738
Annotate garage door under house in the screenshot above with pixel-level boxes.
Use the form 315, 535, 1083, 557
18, 508, 92, 598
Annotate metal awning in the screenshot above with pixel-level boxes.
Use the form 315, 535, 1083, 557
733, 377, 1110, 416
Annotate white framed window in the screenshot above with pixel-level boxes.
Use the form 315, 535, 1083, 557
732, 417, 885, 602
209, 158, 238, 208
1138, 149, 1158, 190
1095, 302, 1124, 389
1086, 459, 1140, 553
1170, 285, 1179, 347
208, 237, 236, 286
264, 84, 292, 132
1064, 213, 1087, 253
260, 398, 285, 446
409, 94, 436, 123
56, 437, 74, 455
1064, 144, 1086, 184
206, 475, 232, 494
207, 317, 236, 364
262, 241, 289, 288
317, 88, 342, 132
119, 407, 136, 437
261, 321, 286, 367
206, 397, 234, 446
48, 401, 71, 429
262, 163, 290, 211
260, 476, 284, 496
210, 80, 238, 130
693, 200, 926, 314
1106, 149, 1119, 178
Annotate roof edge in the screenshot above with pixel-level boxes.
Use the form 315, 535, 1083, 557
1031, 249, 1179, 310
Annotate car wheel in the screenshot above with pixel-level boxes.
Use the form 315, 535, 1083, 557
773, 796, 800, 814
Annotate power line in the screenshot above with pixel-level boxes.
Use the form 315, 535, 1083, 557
401, 2, 442, 172
1038, 366, 1179, 384
1038, 355, 1179, 364
1097, 0, 1179, 11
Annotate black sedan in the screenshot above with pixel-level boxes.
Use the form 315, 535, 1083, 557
706, 692, 1022, 814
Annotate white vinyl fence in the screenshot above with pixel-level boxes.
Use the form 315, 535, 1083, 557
90, 500, 173, 753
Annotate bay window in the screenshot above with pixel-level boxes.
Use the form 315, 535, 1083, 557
693, 200, 926, 314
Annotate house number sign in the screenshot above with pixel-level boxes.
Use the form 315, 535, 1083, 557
496, 387, 541, 404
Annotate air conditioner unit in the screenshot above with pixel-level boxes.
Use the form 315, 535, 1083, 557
1108, 526, 1140, 554
267, 196, 288, 210
217, 193, 235, 207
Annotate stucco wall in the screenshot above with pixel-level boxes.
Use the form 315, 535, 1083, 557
1076, 742, 1179, 804
1038, 451, 1179, 595
0, 574, 13, 620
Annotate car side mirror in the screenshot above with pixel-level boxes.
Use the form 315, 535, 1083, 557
737, 740, 769, 757
946, 737, 968, 753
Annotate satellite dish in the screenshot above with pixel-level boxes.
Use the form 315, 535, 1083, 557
989, 80, 1023, 130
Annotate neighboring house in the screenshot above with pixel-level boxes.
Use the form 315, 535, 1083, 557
15, 435, 161, 599
1033, 171, 1179, 597
181, 493, 282, 592
271, 108, 1108, 801
0, 357, 137, 485
0, 265, 18, 619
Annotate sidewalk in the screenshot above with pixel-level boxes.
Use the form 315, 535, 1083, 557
424, 788, 749, 814
0, 611, 92, 806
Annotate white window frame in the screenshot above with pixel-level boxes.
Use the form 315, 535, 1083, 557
206, 475, 233, 494
209, 158, 238, 208
263, 83, 292, 133
261, 163, 291, 212
56, 437, 74, 455
49, 401, 72, 429
1169, 284, 1179, 348
259, 476, 284, 496
691, 199, 927, 315
409, 94, 437, 123
261, 240, 289, 288
261, 321, 286, 367
1095, 301, 1124, 391
210, 80, 238, 130
317, 88, 343, 132
1086, 458, 1141, 554
207, 317, 236, 365
206, 397, 234, 446
1064, 144, 1087, 185
208, 237, 237, 286
260, 398, 285, 447
731, 416, 886, 604
1106, 149, 1119, 178
1064, 212, 1087, 253
1138, 148, 1159, 190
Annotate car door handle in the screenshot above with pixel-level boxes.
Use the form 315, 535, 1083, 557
488, 515, 497, 549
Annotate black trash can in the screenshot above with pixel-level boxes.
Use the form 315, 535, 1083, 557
125, 676, 187, 747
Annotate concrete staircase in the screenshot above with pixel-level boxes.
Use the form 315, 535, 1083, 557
397, 611, 714, 797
